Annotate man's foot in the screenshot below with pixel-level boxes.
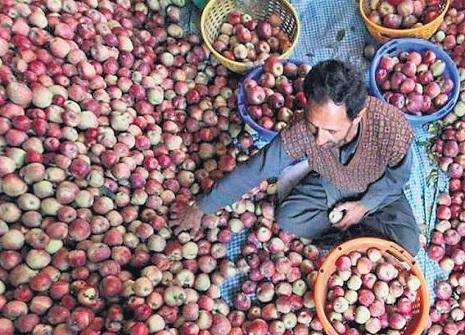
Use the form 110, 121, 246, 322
312, 228, 345, 248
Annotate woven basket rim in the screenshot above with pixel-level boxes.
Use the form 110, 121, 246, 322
359, 0, 450, 34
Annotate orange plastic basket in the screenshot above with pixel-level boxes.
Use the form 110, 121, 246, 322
200, 0, 300, 73
314, 237, 430, 335
359, 0, 450, 43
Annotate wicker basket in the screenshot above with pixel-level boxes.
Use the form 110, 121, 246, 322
359, 0, 450, 43
201, 0, 300, 73
314, 238, 430, 335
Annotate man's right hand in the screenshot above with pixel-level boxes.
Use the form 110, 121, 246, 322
170, 202, 204, 236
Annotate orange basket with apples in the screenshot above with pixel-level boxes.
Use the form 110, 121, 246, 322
360, 0, 450, 43
314, 237, 430, 335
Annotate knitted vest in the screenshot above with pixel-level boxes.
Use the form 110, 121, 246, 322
281, 96, 414, 193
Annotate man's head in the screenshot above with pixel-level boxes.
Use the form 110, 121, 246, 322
303, 60, 368, 149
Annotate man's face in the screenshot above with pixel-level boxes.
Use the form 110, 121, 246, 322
306, 99, 362, 149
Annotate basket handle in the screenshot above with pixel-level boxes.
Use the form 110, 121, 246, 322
369, 40, 402, 91
237, 103, 256, 125
443, 56, 461, 113
376, 39, 402, 57
384, 249, 411, 271
344, 238, 414, 270
376, 31, 393, 44
442, 93, 458, 116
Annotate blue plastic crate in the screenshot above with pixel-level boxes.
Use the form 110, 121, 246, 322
237, 60, 311, 143
369, 38, 460, 128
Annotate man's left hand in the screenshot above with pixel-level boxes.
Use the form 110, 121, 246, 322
332, 201, 368, 231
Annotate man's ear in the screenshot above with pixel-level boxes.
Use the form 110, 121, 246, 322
353, 108, 366, 124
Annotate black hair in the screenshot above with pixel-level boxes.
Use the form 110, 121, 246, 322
303, 59, 368, 120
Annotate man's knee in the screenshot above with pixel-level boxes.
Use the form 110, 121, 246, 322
276, 205, 300, 236
277, 204, 329, 239
396, 206, 420, 256
386, 215, 420, 256
377, 197, 420, 256
395, 229, 420, 256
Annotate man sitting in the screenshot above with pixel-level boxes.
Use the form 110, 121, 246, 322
172, 59, 420, 256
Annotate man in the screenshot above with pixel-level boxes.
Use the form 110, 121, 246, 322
172, 59, 420, 256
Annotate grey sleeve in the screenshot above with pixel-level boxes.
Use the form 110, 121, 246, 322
198, 134, 295, 214
359, 146, 413, 213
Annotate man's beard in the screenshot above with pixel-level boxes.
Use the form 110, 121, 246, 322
322, 137, 350, 150
322, 125, 355, 150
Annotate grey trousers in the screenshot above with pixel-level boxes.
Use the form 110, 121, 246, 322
277, 172, 420, 256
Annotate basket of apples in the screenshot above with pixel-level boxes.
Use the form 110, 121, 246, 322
201, 0, 300, 73
314, 237, 430, 335
370, 38, 460, 127
237, 57, 312, 142
360, 0, 450, 43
